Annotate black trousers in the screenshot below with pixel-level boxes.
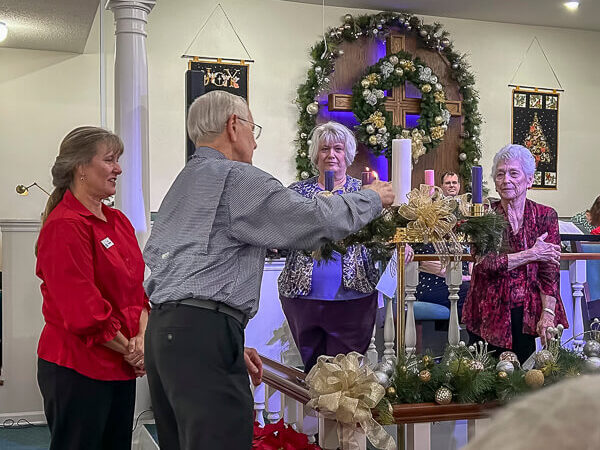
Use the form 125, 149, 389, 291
468, 306, 536, 364
145, 304, 253, 450
37, 358, 135, 450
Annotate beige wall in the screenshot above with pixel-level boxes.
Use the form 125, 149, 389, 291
1, 0, 599, 270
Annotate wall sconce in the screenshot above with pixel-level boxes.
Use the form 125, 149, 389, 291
16, 183, 50, 196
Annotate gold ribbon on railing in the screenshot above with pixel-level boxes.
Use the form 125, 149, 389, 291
454, 192, 492, 217
306, 352, 395, 450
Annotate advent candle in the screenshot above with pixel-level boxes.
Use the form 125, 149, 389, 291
324, 170, 335, 191
392, 139, 412, 206
361, 167, 374, 186
424, 169, 435, 186
471, 166, 483, 203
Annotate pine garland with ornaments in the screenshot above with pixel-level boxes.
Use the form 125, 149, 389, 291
294, 11, 483, 182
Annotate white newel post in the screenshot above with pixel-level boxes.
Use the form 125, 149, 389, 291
404, 261, 419, 354
106, 0, 154, 246
106, 0, 155, 417
382, 296, 396, 363
569, 259, 586, 352
445, 261, 462, 346
0, 220, 45, 422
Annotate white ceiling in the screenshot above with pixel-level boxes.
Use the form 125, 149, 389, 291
0, 0, 596, 55
0, 0, 99, 53
281, 0, 600, 32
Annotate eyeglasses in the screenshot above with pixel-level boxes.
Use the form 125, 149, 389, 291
237, 117, 262, 140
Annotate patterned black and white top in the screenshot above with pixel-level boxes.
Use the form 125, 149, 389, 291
143, 148, 382, 317
277, 176, 379, 299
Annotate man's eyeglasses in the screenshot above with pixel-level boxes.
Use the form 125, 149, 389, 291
238, 117, 262, 140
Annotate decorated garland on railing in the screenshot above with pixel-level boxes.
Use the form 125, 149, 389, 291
295, 11, 483, 184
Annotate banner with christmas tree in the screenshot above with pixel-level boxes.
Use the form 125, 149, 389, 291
512, 89, 559, 189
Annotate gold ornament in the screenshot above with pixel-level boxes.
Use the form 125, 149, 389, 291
498, 371, 508, 379
434, 91, 446, 103
365, 73, 380, 85
434, 116, 443, 125
361, 79, 371, 88
524, 369, 545, 389
421, 84, 432, 93
398, 365, 408, 374
399, 129, 427, 163
404, 61, 416, 71
386, 386, 397, 397
368, 135, 378, 145
435, 387, 452, 405
422, 355, 433, 366
363, 111, 386, 129
430, 126, 445, 140
418, 370, 431, 382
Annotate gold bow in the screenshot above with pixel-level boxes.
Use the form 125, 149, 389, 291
363, 111, 386, 129
455, 193, 492, 217
306, 352, 395, 450
400, 129, 427, 163
365, 73, 381, 85
398, 185, 458, 243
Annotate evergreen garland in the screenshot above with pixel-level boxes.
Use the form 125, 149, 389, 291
294, 12, 483, 186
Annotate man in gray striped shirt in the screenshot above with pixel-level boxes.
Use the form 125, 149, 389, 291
143, 90, 394, 450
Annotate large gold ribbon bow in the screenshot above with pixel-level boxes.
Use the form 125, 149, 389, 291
306, 352, 395, 450
400, 129, 428, 163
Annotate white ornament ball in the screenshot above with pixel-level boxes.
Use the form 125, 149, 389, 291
366, 124, 375, 134
585, 356, 600, 372
583, 340, 600, 358
323, 77, 330, 83
435, 83, 443, 91
378, 126, 387, 134
434, 116, 444, 125
451, 62, 459, 70
306, 102, 319, 115
300, 133, 307, 139
362, 89, 371, 98
431, 75, 438, 84
314, 66, 322, 74
374, 371, 390, 387
395, 68, 404, 76
496, 360, 515, 374
300, 171, 310, 179
419, 29, 428, 37
307, 140, 312, 146
459, 153, 467, 161
406, 26, 412, 31
389, 55, 399, 65
300, 152, 306, 158
441, 38, 451, 47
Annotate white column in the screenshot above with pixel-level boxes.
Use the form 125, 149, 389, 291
404, 262, 419, 355
445, 261, 462, 346
366, 322, 378, 367
383, 296, 396, 363
0, 220, 45, 422
106, 0, 155, 245
569, 259, 586, 352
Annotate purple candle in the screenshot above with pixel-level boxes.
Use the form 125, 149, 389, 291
471, 166, 483, 203
361, 168, 374, 186
324, 170, 335, 191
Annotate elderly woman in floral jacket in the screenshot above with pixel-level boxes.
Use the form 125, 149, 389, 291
278, 122, 381, 372
462, 144, 568, 364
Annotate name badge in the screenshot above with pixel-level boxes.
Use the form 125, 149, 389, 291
101, 237, 114, 249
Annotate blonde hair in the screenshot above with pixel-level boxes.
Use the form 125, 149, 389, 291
41, 126, 124, 226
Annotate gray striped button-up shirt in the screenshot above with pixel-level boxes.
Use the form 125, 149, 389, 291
143, 147, 382, 318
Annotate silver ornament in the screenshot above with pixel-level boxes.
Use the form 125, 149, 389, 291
374, 371, 390, 387
496, 360, 515, 374
378, 126, 387, 134
534, 350, 555, 369
451, 62, 459, 70
306, 102, 319, 115
499, 351, 520, 368
441, 38, 450, 47
378, 361, 395, 377
389, 55, 399, 65
585, 356, 600, 372
406, 26, 412, 31
419, 29, 428, 37
434, 116, 443, 125
300, 133, 307, 139
431, 75, 438, 84
307, 140, 312, 146
300, 171, 310, 180
337, 49, 344, 56
323, 77, 330, 83
459, 153, 467, 161
394, 67, 404, 76
300, 152, 306, 158
583, 340, 600, 357
344, 14, 353, 23
366, 125, 375, 134
435, 387, 452, 405
314, 66, 322, 74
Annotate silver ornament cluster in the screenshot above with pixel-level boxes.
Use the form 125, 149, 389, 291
306, 102, 319, 115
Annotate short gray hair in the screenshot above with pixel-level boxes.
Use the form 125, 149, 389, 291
491, 144, 536, 179
308, 121, 357, 169
187, 90, 249, 145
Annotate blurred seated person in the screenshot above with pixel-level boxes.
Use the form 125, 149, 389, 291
571, 195, 600, 234
462, 144, 568, 364
278, 121, 413, 372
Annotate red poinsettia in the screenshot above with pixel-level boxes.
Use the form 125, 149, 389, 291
252, 419, 321, 450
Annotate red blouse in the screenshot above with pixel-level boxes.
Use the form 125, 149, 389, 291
462, 199, 568, 349
36, 189, 149, 381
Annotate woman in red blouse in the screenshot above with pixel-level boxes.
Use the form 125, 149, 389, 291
36, 127, 149, 450
462, 144, 568, 364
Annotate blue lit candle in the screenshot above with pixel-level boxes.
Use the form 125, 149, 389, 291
324, 170, 335, 191
471, 166, 483, 203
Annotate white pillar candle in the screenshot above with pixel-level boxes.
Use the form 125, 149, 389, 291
392, 139, 412, 206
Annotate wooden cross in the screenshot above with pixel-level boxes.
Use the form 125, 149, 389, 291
327, 34, 462, 125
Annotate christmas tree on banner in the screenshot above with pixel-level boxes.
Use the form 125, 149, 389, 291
523, 113, 550, 166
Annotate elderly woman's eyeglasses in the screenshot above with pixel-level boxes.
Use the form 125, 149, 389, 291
238, 117, 262, 140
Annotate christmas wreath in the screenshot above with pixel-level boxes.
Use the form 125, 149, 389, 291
295, 11, 483, 184
352, 51, 450, 163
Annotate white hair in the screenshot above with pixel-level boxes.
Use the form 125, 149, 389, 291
187, 90, 249, 146
308, 121, 357, 169
491, 144, 536, 179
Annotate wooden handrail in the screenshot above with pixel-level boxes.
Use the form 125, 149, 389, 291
411, 253, 600, 262
259, 356, 310, 404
